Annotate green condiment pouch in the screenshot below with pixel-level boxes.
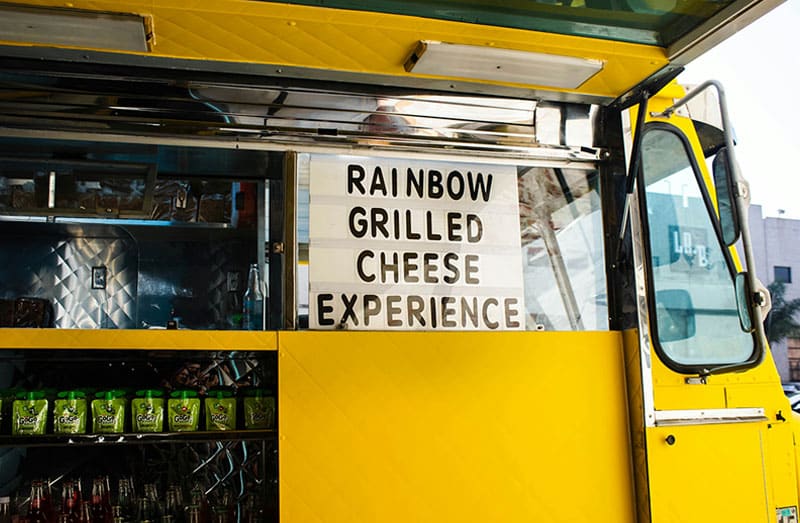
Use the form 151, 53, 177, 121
53, 391, 87, 434
243, 390, 274, 430
92, 390, 127, 433
168, 390, 200, 432
12, 391, 48, 435
131, 390, 164, 433
204, 390, 236, 431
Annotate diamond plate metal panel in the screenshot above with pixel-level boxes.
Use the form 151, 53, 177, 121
0, 223, 138, 329
50, 237, 138, 329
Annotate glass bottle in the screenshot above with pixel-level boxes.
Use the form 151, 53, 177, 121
43, 479, 56, 523
116, 479, 134, 522
0, 496, 11, 523
163, 488, 182, 523
187, 485, 207, 523
184, 506, 200, 523
28, 481, 49, 523
242, 263, 264, 330
90, 478, 111, 523
101, 478, 111, 512
135, 497, 154, 523
211, 507, 229, 523
142, 485, 162, 521
73, 480, 84, 510
77, 501, 92, 523
60, 481, 78, 523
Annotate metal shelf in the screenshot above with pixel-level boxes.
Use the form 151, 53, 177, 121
0, 429, 277, 448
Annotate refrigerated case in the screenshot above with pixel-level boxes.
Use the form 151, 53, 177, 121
0, 331, 278, 521
0, 134, 281, 520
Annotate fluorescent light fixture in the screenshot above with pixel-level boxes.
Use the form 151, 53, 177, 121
405, 41, 603, 89
0, 5, 149, 52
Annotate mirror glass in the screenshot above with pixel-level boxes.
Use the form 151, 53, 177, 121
712, 147, 740, 246
735, 272, 754, 333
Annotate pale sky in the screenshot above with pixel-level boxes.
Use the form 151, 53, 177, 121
680, 1, 800, 218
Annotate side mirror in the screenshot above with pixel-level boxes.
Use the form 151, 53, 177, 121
655, 289, 696, 342
735, 272, 754, 333
712, 147, 741, 246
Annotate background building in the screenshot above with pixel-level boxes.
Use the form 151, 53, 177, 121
748, 204, 800, 381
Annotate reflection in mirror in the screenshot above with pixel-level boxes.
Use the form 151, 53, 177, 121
735, 272, 754, 333
712, 147, 740, 246
654, 289, 696, 342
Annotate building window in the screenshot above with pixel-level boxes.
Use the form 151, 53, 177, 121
775, 266, 792, 284
789, 338, 800, 381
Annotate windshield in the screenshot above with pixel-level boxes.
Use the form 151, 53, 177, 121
263, 0, 739, 46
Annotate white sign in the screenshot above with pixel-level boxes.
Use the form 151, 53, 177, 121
308, 154, 524, 330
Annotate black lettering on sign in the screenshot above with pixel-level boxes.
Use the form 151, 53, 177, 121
317, 294, 334, 326
380, 251, 399, 284
447, 171, 465, 200
347, 164, 366, 195
469, 171, 493, 202
428, 170, 443, 199
403, 252, 420, 283
447, 212, 463, 242
371, 208, 389, 238
461, 297, 479, 328
442, 252, 460, 284
441, 297, 457, 327
425, 211, 442, 241
405, 209, 421, 240
393, 209, 400, 239
423, 252, 438, 283
354, 166, 494, 201
356, 250, 375, 283
466, 214, 483, 243
363, 294, 381, 326
341, 294, 359, 326
387, 295, 402, 327
407, 168, 424, 198
465, 254, 480, 284
504, 298, 520, 328
370, 166, 387, 196
349, 207, 367, 238
482, 298, 499, 329
407, 295, 426, 327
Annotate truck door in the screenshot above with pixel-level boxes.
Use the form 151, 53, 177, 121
630, 99, 798, 522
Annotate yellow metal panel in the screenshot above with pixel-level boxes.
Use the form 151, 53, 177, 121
2, 0, 668, 99
279, 330, 635, 522
0, 328, 277, 350
647, 423, 770, 522
621, 328, 652, 523
763, 421, 800, 514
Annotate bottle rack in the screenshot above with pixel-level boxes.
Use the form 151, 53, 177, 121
0, 330, 279, 521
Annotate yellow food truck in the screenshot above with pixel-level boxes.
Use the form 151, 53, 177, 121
0, 1, 794, 522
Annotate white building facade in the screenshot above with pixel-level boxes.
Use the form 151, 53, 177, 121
748, 205, 800, 381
